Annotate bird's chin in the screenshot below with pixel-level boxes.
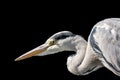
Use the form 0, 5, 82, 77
47, 45, 62, 52
48, 45, 59, 50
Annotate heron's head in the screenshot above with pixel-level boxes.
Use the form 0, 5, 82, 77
15, 31, 76, 61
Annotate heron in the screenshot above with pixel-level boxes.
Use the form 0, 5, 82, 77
15, 18, 120, 76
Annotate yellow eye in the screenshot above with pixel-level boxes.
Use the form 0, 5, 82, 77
49, 40, 56, 46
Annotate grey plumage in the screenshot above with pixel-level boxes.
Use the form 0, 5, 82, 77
89, 18, 120, 76
15, 18, 120, 76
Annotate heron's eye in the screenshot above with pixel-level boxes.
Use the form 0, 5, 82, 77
49, 40, 56, 46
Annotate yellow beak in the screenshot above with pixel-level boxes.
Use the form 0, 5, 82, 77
15, 45, 49, 61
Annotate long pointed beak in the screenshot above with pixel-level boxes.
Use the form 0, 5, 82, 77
15, 44, 49, 61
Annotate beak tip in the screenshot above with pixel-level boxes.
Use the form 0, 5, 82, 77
14, 58, 19, 61
14, 57, 22, 61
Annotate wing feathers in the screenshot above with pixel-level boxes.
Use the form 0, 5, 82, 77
90, 18, 120, 74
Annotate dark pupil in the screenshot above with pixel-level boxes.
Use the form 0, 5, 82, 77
49, 41, 55, 45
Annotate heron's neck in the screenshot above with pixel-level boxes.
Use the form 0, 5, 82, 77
71, 35, 87, 52
67, 35, 88, 74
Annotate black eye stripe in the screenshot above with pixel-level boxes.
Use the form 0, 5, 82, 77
55, 34, 75, 40
55, 35, 69, 40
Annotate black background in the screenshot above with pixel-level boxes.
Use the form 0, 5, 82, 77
3, 1, 120, 80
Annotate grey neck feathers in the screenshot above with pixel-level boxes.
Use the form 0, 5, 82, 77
70, 35, 87, 52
